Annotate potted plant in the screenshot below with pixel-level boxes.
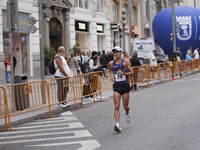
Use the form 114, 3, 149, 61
44, 46, 57, 75
70, 45, 81, 55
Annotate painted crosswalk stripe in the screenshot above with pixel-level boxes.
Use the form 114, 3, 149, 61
0, 122, 84, 134
15, 122, 76, 129
0, 130, 90, 140
26, 140, 101, 150
24, 116, 78, 125
0, 130, 92, 145
60, 111, 73, 116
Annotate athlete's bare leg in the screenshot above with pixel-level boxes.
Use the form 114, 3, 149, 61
122, 93, 130, 115
113, 91, 121, 123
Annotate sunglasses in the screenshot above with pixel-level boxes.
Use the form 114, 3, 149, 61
113, 51, 120, 54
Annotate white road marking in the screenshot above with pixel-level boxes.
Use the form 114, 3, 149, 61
0, 130, 92, 145
26, 140, 101, 150
24, 116, 78, 125
15, 122, 74, 129
61, 111, 73, 116
0, 122, 84, 134
0, 130, 89, 140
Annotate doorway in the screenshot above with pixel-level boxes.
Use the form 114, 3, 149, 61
49, 18, 62, 51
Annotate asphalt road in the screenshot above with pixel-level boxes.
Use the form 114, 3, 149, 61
1, 73, 200, 150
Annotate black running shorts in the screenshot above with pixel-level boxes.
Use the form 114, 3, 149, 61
113, 82, 131, 95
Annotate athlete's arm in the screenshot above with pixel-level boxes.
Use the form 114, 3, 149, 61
109, 61, 114, 82
124, 59, 134, 76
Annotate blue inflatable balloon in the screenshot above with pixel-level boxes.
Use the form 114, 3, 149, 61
153, 6, 200, 58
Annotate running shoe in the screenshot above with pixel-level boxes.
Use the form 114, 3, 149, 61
126, 111, 131, 123
89, 97, 97, 101
63, 102, 71, 107
114, 125, 122, 132
58, 103, 67, 108
172, 77, 176, 80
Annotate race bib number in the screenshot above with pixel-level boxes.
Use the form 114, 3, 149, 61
114, 71, 126, 82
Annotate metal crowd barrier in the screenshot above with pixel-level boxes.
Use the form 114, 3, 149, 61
5, 80, 49, 120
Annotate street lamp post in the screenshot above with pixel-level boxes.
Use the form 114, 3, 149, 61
172, 0, 176, 53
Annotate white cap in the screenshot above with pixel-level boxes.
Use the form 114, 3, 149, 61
112, 46, 122, 52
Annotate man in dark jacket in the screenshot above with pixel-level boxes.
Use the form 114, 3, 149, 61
109, 50, 114, 61
100, 50, 109, 69
130, 51, 141, 90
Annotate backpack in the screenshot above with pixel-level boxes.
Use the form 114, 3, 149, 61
48, 56, 62, 74
81, 58, 93, 73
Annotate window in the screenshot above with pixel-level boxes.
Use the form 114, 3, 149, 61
132, 6, 137, 26
113, 1, 118, 22
97, 0, 103, 12
124, 4, 128, 24
74, 0, 88, 9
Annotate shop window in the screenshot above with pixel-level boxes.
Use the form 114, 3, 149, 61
124, 4, 128, 24
113, 1, 118, 22
97, 0, 103, 12
74, 0, 88, 9
132, 6, 137, 26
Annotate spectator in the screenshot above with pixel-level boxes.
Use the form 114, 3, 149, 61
54, 46, 71, 108
88, 51, 102, 101
100, 50, 109, 69
123, 52, 131, 60
194, 47, 199, 71
186, 50, 192, 75
130, 51, 141, 90
176, 47, 183, 60
150, 50, 158, 80
4, 54, 11, 83
177, 52, 182, 77
109, 50, 114, 61
107, 51, 110, 56
83, 50, 91, 63
170, 52, 177, 80
68, 53, 79, 76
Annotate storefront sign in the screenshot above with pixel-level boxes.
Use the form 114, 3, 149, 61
78, 23, 86, 30
110, 23, 118, 30
2, 10, 29, 33
75, 20, 89, 32
97, 24, 104, 33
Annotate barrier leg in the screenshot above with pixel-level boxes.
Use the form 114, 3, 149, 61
96, 73, 108, 102
43, 82, 58, 118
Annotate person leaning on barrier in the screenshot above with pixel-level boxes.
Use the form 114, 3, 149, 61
54, 46, 71, 108
88, 51, 103, 101
130, 51, 141, 90
150, 50, 158, 80
186, 50, 192, 75
193, 47, 199, 72
170, 52, 177, 80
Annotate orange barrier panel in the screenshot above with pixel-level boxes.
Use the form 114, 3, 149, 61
130, 66, 148, 91
5, 80, 49, 119
47, 77, 77, 110
146, 64, 159, 81
0, 86, 12, 130
98, 70, 113, 92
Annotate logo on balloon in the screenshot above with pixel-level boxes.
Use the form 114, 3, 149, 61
176, 16, 192, 41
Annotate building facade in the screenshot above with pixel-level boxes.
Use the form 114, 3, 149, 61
0, 0, 40, 80
109, 0, 142, 54
69, 0, 111, 53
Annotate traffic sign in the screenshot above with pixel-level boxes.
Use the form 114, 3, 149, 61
28, 25, 37, 33
28, 17, 37, 25
131, 25, 135, 37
